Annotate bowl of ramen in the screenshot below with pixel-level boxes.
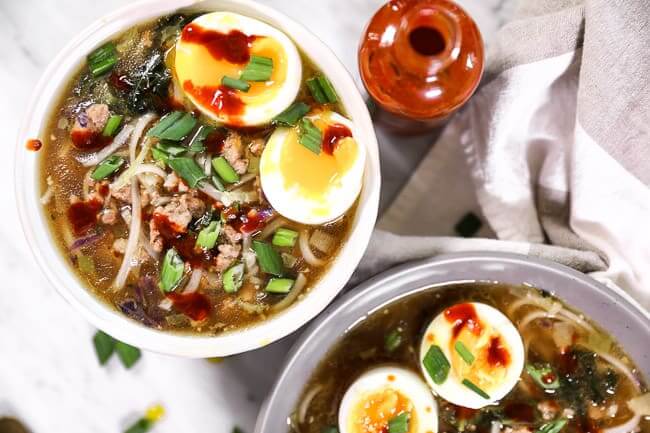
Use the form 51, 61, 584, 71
256, 253, 650, 433
15, 0, 380, 357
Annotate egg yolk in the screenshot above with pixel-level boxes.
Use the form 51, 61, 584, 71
348, 389, 418, 433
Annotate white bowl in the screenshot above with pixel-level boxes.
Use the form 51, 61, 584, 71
15, 0, 380, 358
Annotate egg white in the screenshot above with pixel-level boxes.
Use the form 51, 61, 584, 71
175, 12, 302, 126
339, 367, 438, 433
419, 302, 525, 409
259, 112, 365, 225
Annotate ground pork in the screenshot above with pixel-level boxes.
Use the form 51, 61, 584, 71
214, 243, 241, 272
110, 183, 132, 204
222, 224, 242, 244
149, 196, 193, 253
113, 238, 127, 255
248, 138, 265, 156
223, 131, 249, 174
70, 103, 110, 142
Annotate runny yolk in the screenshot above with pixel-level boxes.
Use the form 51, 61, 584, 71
348, 389, 417, 433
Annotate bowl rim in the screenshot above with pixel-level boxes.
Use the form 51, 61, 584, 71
255, 252, 650, 432
14, 0, 380, 358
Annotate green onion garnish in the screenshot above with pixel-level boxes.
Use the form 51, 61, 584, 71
462, 378, 490, 399
252, 241, 284, 276
167, 157, 207, 188
87, 42, 118, 77
102, 114, 123, 137
298, 118, 322, 154
187, 125, 216, 152
160, 248, 185, 292
526, 363, 560, 390
536, 419, 568, 433
422, 345, 450, 384
211, 175, 226, 192
196, 221, 221, 250
222, 76, 251, 92
147, 111, 197, 141
124, 418, 152, 433
307, 75, 338, 104
147, 111, 184, 137
93, 330, 115, 365
240, 55, 274, 82
454, 341, 475, 365
272, 228, 299, 248
265, 278, 295, 294
223, 263, 245, 294
91, 155, 125, 180
115, 340, 141, 369
273, 102, 311, 126
156, 140, 187, 156
212, 156, 240, 183
384, 328, 403, 352
151, 147, 169, 164
388, 412, 410, 433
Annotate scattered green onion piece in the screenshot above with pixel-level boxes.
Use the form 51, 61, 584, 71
91, 155, 125, 181
273, 102, 311, 126
124, 418, 151, 433
211, 175, 226, 192
298, 118, 322, 155
87, 42, 118, 77
147, 111, 184, 137
526, 363, 560, 390
536, 419, 568, 433
272, 228, 299, 247
316, 75, 339, 103
196, 221, 221, 249
115, 340, 141, 369
187, 125, 215, 152
223, 263, 245, 294
160, 248, 185, 292
265, 278, 295, 294
462, 379, 490, 399
93, 330, 115, 365
307, 77, 327, 104
102, 114, 123, 137
167, 157, 207, 188
77, 254, 97, 275
157, 112, 197, 141
252, 241, 284, 276
151, 147, 169, 164
388, 412, 410, 433
222, 76, 251, 92
212, 156, 240, 183
250, 55, 273, 66
156, 140, 187, 156
422, 345, 450, 384
240, 55, 273, 81
384, 328, 403, 352
454, 341, 475, 365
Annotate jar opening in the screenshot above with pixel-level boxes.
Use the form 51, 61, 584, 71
408, 26, 446, 56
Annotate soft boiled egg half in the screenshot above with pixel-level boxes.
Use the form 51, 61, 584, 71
260, 110, 365, 224
420, 303, 524, 409
339, 367, 438, 433
175, 12, 301, 126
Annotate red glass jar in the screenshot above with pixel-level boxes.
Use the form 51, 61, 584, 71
359, 0, 484, 133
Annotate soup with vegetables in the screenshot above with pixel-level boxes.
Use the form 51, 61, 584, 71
291, 284, 650, 433
36, 11, 365, 333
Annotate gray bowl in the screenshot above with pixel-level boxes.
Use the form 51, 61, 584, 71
255, 252, 650, 432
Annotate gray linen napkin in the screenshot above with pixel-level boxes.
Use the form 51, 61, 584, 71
357, 0, 650, 308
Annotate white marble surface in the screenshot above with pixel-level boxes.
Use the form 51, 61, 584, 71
0, 1, 515, 432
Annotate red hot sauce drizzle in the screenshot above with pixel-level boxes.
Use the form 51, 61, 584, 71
487, 335, 510, 367
70, 129, 112, 150
444, 303, 482, 338
150, 213, 212, 269
182, 81, 245, 121
181, 23, 256, 64
26, 139, 43, 151
67, 199, 102, 235
322, 123, 352, 155
166, 292, 211, 321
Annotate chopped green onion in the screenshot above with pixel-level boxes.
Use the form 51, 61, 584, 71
77, 253, 96, 275
222, 76, 251, 92
388, 412, 410, 433
240, 55, 274, 81
307, 77, 327, 104
422, 345, 450, 384
223, 263, 245, 293
151, 147, 169, 164
211, 175, 225, 191
252, 241, 284, 276
265, 278, 294, 294
115, 340, 141, 369
124, 418, 152, 433
273, 102, 311, 126
462, 379, 490, 399
187, 125, 216, 152
212, 156, 240, 183
298, 118, 322, 154
272, 228, 299, 247
385, 328, 403, 352
536, 419, 568, 433
156, 140, 187, 156
454, 341, 475, 365
102, 114, 123, 137
196, 221, 221, 249
167, 157, 207, 188
526, 363, 560, 390
158, 112, 197, 141
87, 42, 118, 77
160, 248, 185, 292
91, 155, 125, 180
316, 75, 338, 103
93, 330, 115, 365
147, 111, 184, 137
